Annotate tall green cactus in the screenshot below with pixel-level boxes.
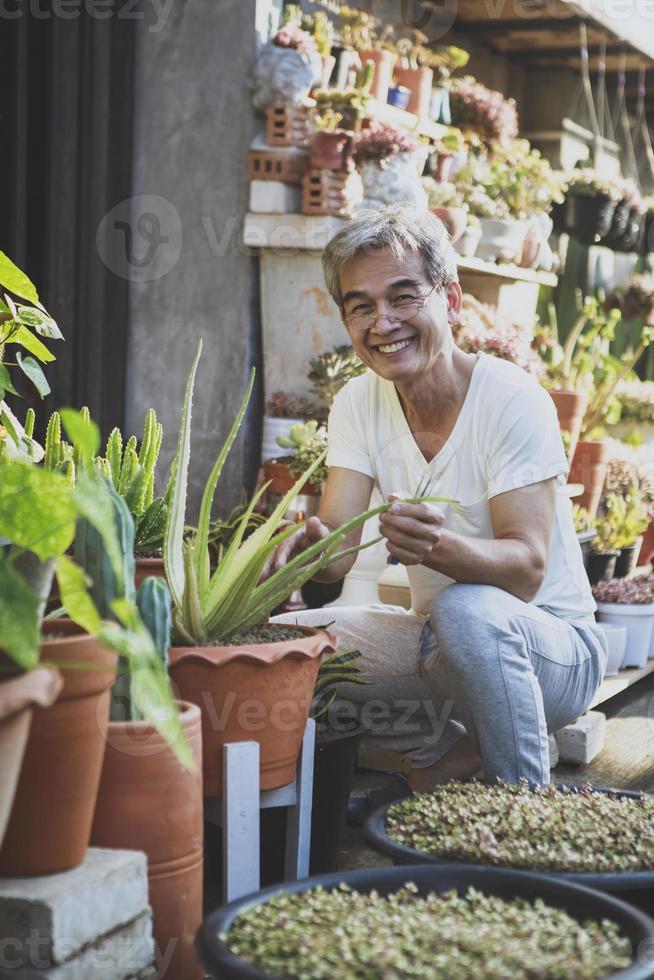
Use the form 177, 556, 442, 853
136, 576, 172, 669
44, 410, 76, 485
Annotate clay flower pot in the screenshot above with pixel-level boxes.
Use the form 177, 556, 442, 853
169, 626, 336, 797
135, 555, 166, 589
359, 49, 396, 104
91, 702, 203, 980
569, 439, 609, 517
429, 206, 468, 245
393, 66, 434, 118
0, 666, 62, 851
309, 130, 353, 172
547, 389, 589, 463
0, 620, 117, 875
263, 458, 320, 497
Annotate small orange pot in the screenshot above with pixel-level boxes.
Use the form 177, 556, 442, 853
360, 49, 396, 103
393, 66, 433, 117
0, 667, 62, 851
309, 130, 354, 172
135, 555, 166, 589
548, 389, 589, 463
91, 702, 203, 980
169, 626, 336, 797
569, 439, 609, 517
0, 620, 117, 875
263, 459, 320, 496
429, 206, 468, 244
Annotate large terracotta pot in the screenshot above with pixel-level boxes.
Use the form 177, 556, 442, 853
548, 389, 588, 463
309, 130, 353, 172
569, 439, 609, 517
359, 49, 396, 103
135, 556, 166, 589
0, 621, 117, 875
169, 626, 336, 797
0, 667, 62, 850
638, 518, 654, 566
393, 66, 433, 117
91, 702, 203, 980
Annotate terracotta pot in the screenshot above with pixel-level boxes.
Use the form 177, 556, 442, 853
639, 518, 654, 566
568, 439, 609, 517
359, 49, 396, 104
392, 66, 433, 118
430, 151, 453, 182
169, 626, 336, 797
309, 130, 353, 172
135, 555, 166, 589
263, 459, 320, 496
0, 620, 117, 875
548, 389, 589, 463
91, 702, 203, 980
429, 206, 467, 245
0, 667, 62, 851
519, 235, 540, 269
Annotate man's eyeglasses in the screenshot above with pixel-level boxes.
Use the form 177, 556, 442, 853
343, 283, 439, 331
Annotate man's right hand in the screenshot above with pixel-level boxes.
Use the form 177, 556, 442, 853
259, 515, 333, 582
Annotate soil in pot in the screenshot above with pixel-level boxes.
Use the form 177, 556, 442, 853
0, 666, 62, 851
587, 550, 619, 585
569, 439, 609, 517
91, 702, 203, 980
198, 864, 652, 980
169, 624, 336, 796
0, 620, 118, 875
615, 539, 643, 578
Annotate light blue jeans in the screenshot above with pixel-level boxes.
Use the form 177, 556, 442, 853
274, 583, 607, 785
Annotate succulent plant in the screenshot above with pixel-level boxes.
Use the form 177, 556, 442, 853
449, 76, 518, 146
572, 503, 595, 534
288, 425, 329, 488
265, 391, 318, 419
615, 378, 654, 422
453, 295, 542, 374
308, 344, 367, 416
592, 573, 654, 604
353, 121, 421, 166
224, 880, 632, 978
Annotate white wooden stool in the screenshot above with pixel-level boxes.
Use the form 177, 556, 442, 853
204, 718, 315, 903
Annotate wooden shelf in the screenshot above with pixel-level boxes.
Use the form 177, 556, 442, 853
366, 98, 449, 143
590, 659, 654, 708
457, 256, 558, 288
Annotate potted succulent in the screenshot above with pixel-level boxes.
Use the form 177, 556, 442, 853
310, 63, 374, 170
593, 574, 654, 668
452, 295, 542, 375
427, 46, 469, 124
562, 169, 621, 245
263, 420, 327, 500
307, 343, 367, 423
448, 76, 518, 146
428, 126, 466, 182
587, 506, 621, 585
390, 29, 434, 118
605, 486, 649, 578
353, 121, 427, 208
197, 863, 651, 979
251, 22, 322, 111
422, 178, 468, 244
164, 342, 442, 797
282, 5, 335, 86
262, 390, 317, 465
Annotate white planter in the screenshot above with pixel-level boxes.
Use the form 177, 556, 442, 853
476, 218, 528, 263
596, 623, 627, 676
597, 602, 654, 669
454, 223, 482, 258
251, 44, 322, 111
261, 415, 305, 465
359, 154, 428, 210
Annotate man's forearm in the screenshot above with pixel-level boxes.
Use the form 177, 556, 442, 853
311, 519, 358, 583
422, 528, 546, 603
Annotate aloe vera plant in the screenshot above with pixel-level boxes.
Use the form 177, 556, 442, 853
165, 341, 451, 645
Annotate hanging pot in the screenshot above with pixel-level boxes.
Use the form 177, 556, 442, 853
547, 389, 588, 463
309, 130, 354, 172
0, 620, 117, 875
392, 66, 434, 118
613, 208, 643, 253
599, 198, 631, 247
359, 49, 396, 104
91, 702, 203, 980
0, 666, 62, 851
568, 439, 609, 517
564, 193, 616, 245
640, 210, 654, 256
169, 625, 336, 797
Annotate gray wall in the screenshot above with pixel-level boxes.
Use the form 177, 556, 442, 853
125, 0, 281, 518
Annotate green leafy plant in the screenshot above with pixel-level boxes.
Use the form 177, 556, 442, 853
288, 425, 329, 488
163, 341, 453, 646
311, 648, 365, 723
308, 345, 367, 419
600, 486, 649, 549
572, 504, 595, 534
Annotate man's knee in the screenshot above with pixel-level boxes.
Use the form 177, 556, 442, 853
430, 584, 507, 668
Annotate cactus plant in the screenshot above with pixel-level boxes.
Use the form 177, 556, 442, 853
308, 345, 367, 418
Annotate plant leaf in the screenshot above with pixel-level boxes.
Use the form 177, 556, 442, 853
15, 305, 62, 340
0, 461, 76, 558
16, 351, 51, 398
56, 555, 102, 635
0, 363, 18, 398
6, 325, 55, 363
0, 555, 40, 670
0, 251, 39, 303
60, 407, 100, 465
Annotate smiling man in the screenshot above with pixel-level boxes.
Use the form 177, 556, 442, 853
270, 204, 606, 792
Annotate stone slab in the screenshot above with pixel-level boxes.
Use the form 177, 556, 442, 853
554, 711, 607, 765
0, 910, 154, 980
0, 849, 149, 967
249, 179, 301, 214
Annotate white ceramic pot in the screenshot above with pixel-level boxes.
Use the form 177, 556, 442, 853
261, 415, 305, 465
454, 223, 482, 258
360, 154, 428, 210
595, 623, 627, 676
251, 44, 323, 111
476, 218, 528, 263
596, 602, 654, 669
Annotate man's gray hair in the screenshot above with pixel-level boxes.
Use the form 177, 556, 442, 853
322, 204, 459, 307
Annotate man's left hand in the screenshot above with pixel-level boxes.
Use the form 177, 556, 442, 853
379, 492, 446, 566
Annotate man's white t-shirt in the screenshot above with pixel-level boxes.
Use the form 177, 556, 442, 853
326, 351, 596, 625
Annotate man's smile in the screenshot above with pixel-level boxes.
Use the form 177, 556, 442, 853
372, 336, 416, 356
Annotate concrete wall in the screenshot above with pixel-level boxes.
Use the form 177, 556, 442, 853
125, 0, 281, 518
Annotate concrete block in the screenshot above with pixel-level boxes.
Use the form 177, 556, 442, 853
0, 849, 149, 968
249, 179, 301, 214
0, 910, 154, 980
548, 733, 560, 769
554, 711, 606, 765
